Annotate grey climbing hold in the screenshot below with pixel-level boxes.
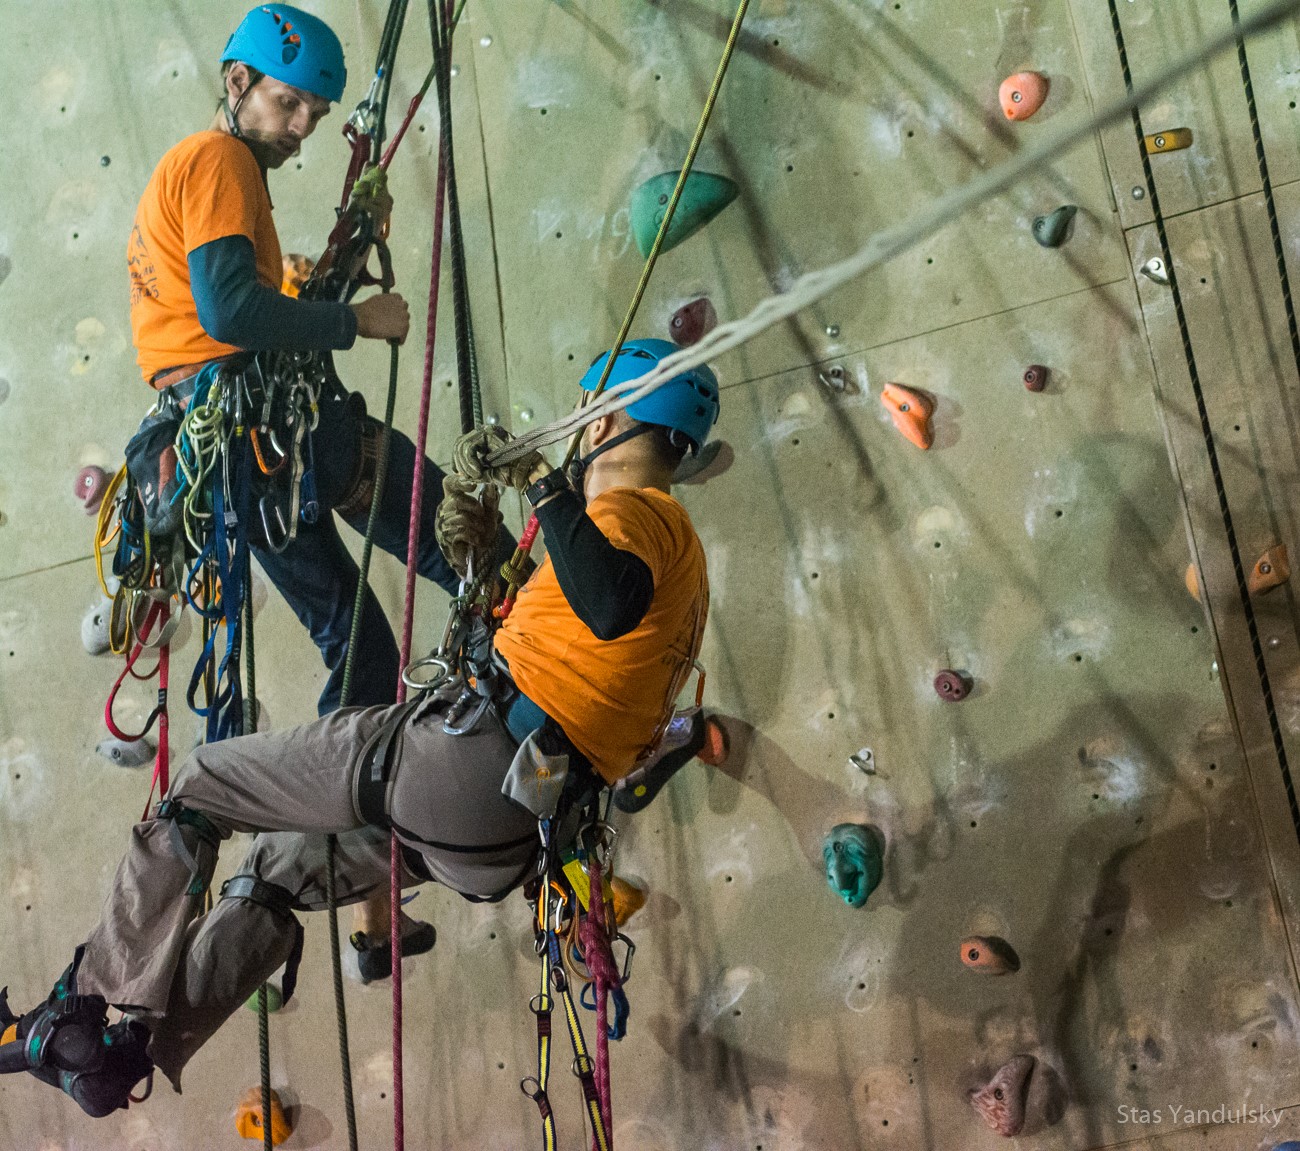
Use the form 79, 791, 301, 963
97, 737, 156, 768
81, 598, 115, 656
969, 1054, 1035, 1136
1032, 205, 1076, 248
672, 439, 724, 484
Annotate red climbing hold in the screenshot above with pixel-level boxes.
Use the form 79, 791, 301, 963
934, 670, 970, 702
669, 297, 718, 347
76, 465, 110, 514
960, 935, 1021, 975
881, 383, 934, 450
698, 715, 729, 766
1022, 365, 1048, 392
1000, 72, 1049, 121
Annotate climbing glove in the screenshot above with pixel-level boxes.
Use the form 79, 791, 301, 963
435, 475, 501, 579
452, 426, 545, 491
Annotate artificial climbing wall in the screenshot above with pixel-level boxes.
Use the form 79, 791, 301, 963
6, 1, 1300, 1149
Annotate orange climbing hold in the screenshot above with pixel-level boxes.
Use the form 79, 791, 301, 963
960, 935, 1021, 975
611, 876, 647, 927
999, 72, 1049, 121
1249, 545, 1290, 596
0, 1023, 14, 1045
1185, 563, 1202, 603
235, 1087, 293, 1146
1144, 128, 1193, 154
881, 383, 934, 450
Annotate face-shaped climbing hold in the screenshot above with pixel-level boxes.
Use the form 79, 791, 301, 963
960, 935, 1021, 974
999, 72, 1049, 121
1032, 205, 1077, 248
1022, 365, 1048, 392
669, 297, 718, 347
96, 737, 156, 768
1144, 128, 1193, 154
934, 670, 971, 701
969, 1054, 1035, 1137
75, 465, 110, 514
881, 382, 934, 449
1249, 545, 1290, 596
823, 824, 884, 908
630, 171, 738, 258
235, 1086, 293, 1145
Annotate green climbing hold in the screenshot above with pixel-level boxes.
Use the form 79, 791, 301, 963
823, 824, 884, 908
1032, 204, 1077, 248
630, 170, 738, 257
245, 983, 283, 1014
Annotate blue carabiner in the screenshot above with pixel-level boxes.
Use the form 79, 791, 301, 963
299, 426, 319, 525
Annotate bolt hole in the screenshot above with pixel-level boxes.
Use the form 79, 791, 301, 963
72, 233, 79, 240
857, 981, 866, 990
555, 231, 562, 239
60, 105, 66, 113
25, 905, 31, 912
969, 820, 977, 828
933, 541, 941, 549
1199, 277, 1207, 284
1292, 101, 1297, 109
567, 353, 575, 361
419, 124, 426, 133
1191, 625, 1199, 633
1233, 424, 1241, 431
1209, 763, 1217, 770
1226, 900, 1234, 907
1054, 509, 1063, 518
489, 932, 497, 939
654, 74, 662, 81
1135, 815, 1144, 825
791, 437, 800, 445
1253, 1040, 1259, 1048
498, 1061, 505, 1069
1130, 1063, 1137, 1071
1104, 927, 1114, 936
827, 712, 835, 719
725, 875, 733, 883
882, 1119, 889, 1126
296, 162, 303, 170
172, 71, 178, 78
1072, 653, 1083, 662
906, 130, 914, 138
1092, 793, 1100, 800
771, 38, 780, 46
926, 257, 933, 265
733, 1008, 741, 1016
785, 164, 794, 173
810, 571, 819, 580
380, 1092, 386, 1100
540, 107, 547, 115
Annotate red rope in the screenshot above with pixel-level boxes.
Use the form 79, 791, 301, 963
583, 857, 616, 1149
388, 73, 450, 1151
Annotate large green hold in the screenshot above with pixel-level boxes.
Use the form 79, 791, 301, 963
630, 170, 738, 257
823, 823, 884, 908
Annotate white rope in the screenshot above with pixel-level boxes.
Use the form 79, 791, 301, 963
489, 0, 1300, 466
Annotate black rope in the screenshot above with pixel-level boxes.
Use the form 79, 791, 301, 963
431, 0, 480, 433
1107, 0, 1300, 844
372, 0, 411, 162
243, 552, 272, 1151
326, 834, 359, 1151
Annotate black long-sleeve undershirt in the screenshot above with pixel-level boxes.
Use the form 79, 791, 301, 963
533, 489, 654, 641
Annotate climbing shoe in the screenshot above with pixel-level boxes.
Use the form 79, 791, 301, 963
614, 708, 729, 814
124, 409, 184, 539
0, 951, 154, 1118
350, 918, 437, 984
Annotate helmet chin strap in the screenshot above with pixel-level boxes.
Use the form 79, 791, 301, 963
565, 423, 655, 491
222, 76, 258, 140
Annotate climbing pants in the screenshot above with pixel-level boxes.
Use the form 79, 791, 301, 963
75, 696, 538, 1091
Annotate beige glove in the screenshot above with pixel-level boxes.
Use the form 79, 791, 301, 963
434, 475, 501, 579
452, 425, 545, 491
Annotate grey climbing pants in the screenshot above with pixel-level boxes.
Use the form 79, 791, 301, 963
74, 694, 538, 1090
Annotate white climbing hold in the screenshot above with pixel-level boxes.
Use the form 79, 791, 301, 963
81, 597, 114, 656
969, 1054, 1035, 1137
96, 737, 156, 768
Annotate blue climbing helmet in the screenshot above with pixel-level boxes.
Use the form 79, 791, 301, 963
579, 338, 720, 455
222, 5, 347, 103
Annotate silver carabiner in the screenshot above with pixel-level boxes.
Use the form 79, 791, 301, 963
401, 654, 453, 693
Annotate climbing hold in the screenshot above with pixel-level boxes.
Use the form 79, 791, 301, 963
1249, 545, 1290, 596
244, 983, 283, 1014
881, 383, 934, 450
96, 736, 155, 768
235, 1086, 293, 1145
610, 876, 647, 927
1, 1023, 15, 1045
75, 465, 110, 514
823, 824, 884, 909
969, 1055, 1035, 1137
960, 936, 1021, 975
81, 597, 115, 656
698, 715, 729, 766
1272, 1144, 1300, 1151
934, 670, 971, 702
1144, 128, 1193, 154
1032, 205, 1076, 248
1022, 365, 1048, 393
669, 297, 718, 347
630, 170, 738, 257
1140, 256, 1169, 285
1185, 563, 1202, 603
999, 72, 1049, 121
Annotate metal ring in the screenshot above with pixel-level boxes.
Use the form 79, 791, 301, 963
401, 654, 453, 692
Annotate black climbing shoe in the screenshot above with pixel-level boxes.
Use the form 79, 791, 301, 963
350, 919, 437, 984
0, 953, 154, 1118
614, 708, 724, 815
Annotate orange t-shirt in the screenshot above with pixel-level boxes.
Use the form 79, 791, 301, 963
496, 487, 709, 784
129, 130, 283, 384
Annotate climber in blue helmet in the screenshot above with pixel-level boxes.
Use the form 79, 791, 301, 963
217, 3, 347, 169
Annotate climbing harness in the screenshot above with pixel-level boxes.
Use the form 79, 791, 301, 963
487, 0, 1300, 473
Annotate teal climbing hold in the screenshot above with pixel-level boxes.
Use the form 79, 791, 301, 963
1032, 205, 1077, 248
823, 824, 884, 908
630, 170, 738, 257
245, 983, 283, 1014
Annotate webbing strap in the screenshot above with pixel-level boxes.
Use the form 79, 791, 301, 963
220, 875, 306, 1006
547, 930, 610, 1151
523, 946, 558, 1151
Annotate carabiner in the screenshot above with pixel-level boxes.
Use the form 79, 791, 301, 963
250, 426, 287, 476
299, 428, 319, 525
401, 654, 453, 693
258, 493, 292, 554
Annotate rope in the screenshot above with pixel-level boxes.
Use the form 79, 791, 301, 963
325, 834, 358, 1151
487, 0, 1300, 468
